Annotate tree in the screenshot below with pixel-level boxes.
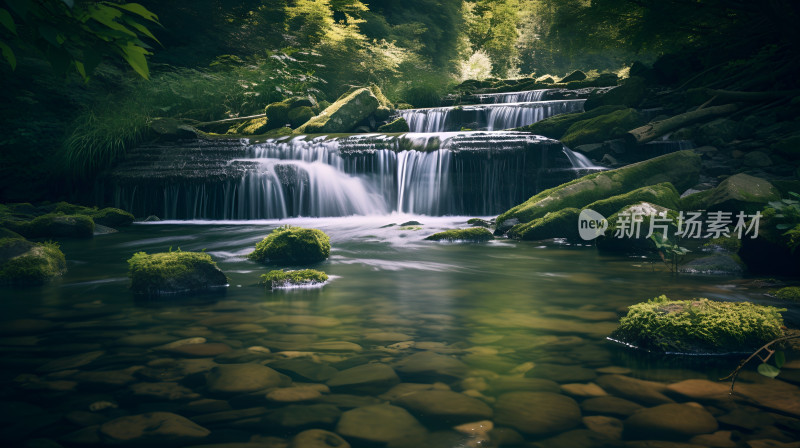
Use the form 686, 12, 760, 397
463, 0, 519, 77
0, 0, 161, 80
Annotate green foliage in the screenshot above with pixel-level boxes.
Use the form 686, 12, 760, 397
458, 50, 493, 81
260, 269, 329, 289
703, 236, 742, 254
463, 0, 519, 77
127, 250, 227, 295
5, 213, 94, 238
560, 108, 643, 147
770, 286, 800, 302
650, 232, 690, 273
248, 226, 331, 264
0, 238, 66, 285
612, 295, 785, 353
425, 227, 494, 242
0, 1, 160, 80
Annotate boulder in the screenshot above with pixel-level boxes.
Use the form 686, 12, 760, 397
584, 76, 647, 111
326, 363, 400, 394
248, 226, 331, 264
265, 101, 291, 127
580, 396, 643, 417
594, 375, 673, 406
336, 404, 427, 444
296, 87, 380, 134
392, 390, 493, 424
6, 213, 94, 238
91, 207, 135, 227
0, 238, 66, 285
596, 202, 678, 253
266, 404, 341, 428
149, 117, 198, 140
695, 118, 739, 147
127, 251, 228, 296
583, 183, 681, 218
560, 70, 587, 83
681, 173, 779, 214
497, 150, 701, 232
233, 117, 272, 135
394, 351, 469, 381
561, 108, 644, 147
624, 403, 718, 440
514, 105, 626, 140
610, 295, 784, 353
507, 208, 580, 240
425, 227, 493, 242
206, 364, 285, 394
288, 106, 315, 128
99, 412, 210, 444
494, 392, 582, 435
378, 117, 410, 133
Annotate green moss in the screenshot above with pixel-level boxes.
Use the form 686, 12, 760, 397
508, 208, 581, 240
497, 150, 701, 229
233, 116, 273, 135
560, 108, 643, 147
583, 76, 647, 111
265, 101, 290, 127
611, 295, 785, 353
467, 218, 492, 228
6, 213, 95, 239
260, 269, 329, 289
583, 183, 680, 218
770, 286, 800, 302
296, 87, 379, 134
377, 117, 410, 133
703, 236, 742, 253
0, 238, 66, 285
91, 208, 135, 227
682, 174, 780, 213
127, 250, 228, 296
425, 227, 493, 242
288, 106, 315, 128
514, 105, 626, 140
248, 226, 331, 264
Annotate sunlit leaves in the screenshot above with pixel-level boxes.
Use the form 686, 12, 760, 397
757, 362, 781, 378
0, 41, 16, 69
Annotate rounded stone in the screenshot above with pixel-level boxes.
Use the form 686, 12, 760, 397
624, 403, 719, 440
336, 404, 427, 444
290, 429, 350, 448
206, 363, 284, 394
99, 412, 210, 443
494, 392, 582, 435
393, 390, 493, 423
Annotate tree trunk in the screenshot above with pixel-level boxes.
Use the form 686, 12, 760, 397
626, 103, 739, 145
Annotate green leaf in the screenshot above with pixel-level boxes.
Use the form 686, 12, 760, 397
775, 351, 786, 369
119, 43, 150, 79
0, 41, 16, 69
757, 362, 781, 378
122, 16, 160, 44
111, 3, 159, 23
89, 5, 136, 37
0, 8, 17, 35
38, 25, 63, 47
75, 60, 87, 81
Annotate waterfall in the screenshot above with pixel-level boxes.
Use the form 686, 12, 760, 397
475, 89, 550, 103
400, 100, 586, 133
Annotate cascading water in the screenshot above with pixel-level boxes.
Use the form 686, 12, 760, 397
475, 88, 549, 103
400, 99, 586, 133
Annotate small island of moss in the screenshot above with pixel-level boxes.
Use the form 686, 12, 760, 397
248, 226, 331, 264
425, 227, 494, 242
260, 269, 329, 289
127, 250, 228, 296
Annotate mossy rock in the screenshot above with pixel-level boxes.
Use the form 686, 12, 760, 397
560, 108, 644, 147
497, 150, 701, 231
703, 236, 742, 253
611, 295, 785, 353
296, 87, 380, 134
377, 117, 410, 133
285, 95, 318, 109
514, 105, 626, 140
678, 254, 744, 276
560, 70, 587, 83
149, 117, 198, 140
770, 286, 800, 302
582, 183, 680, 218
583, 76, 647, 111
6, 213, 94, 239
248, 226, 331, 264
260, 269, 328, 289
681, 173, 780, 214
508, 208, 581, 241
596, 202, 679, 253
127, 250, 228, 296
694, 118, 739, 147
288, 106, 315, 129
265, 101, 291, 127
0, 227, 23, 239
0, 238, 66, 285
232, 117, 273, 135
91, 208, 135, 227
467, 218, 492, 228
425, 228, 493, 242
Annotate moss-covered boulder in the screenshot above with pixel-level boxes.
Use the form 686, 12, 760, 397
249, 226, 331, 264
0, 238, 66, 285
611, 295, 784, 353
127, 251, 228, 296
681, 173, 779, 214
514, 105, 626, 140
596, 202, 679, 253
288, 106, 315, 128
265, 101, 291, 127
260, 269, 329, 289
425, 227, 493, 242
582, 183, 680, 218
6, 213, 94, 239
232, 117, 273, 135
296, 87, 380, 134
377, 117, 410, 133
497, 150, 701, 232
583, 76, 647, 111
91, 208, 135, 227
770, 286, 800, 301
560, 70, 587, 83
507, 208, 580, 241
560, 108, 643, 147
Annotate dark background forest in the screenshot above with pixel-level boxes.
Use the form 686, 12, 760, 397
1, 0, 799, 203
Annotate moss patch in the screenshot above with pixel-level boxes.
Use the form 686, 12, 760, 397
681, 173, 779, 214
127, 250, 228, 296
0, 238, 66, 285
611, 295, 784, 353
583, 183, 680, 218
514, 105, 626, 140
770, 287, 800, 302
288, 106, 315, 128
560, 108, 643, 147
296, 87, 379, 134
248, 226, 331, 264
260, 269, 328, 289
6, 213, 94, 239
508, 208, 581, 241
425, 227, 493, 242
378, 117, 410, 133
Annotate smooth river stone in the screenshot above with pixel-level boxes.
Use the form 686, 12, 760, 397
265, 385, 323, 402
488, 376, 561, 394
494, 392, 582, 435
307, 341, 363, 352
138, 358, 218, 382
582, 415, 623, 440
379, 382, 450, 401
624, 403, 719, 440
261, 315, 342, 327
392, 390, 493, 424
266, 404, 341, 428
580, 396, 643, 418
736, 380, 800, 418
363, 332, 413, 343
267, 358, 338, 382
36, 350, 105, 373
71, 366, 141, 388
130, 382, 201, 401
155, 337, 207, 350
666, 379, 731, 402
0, 319, 55, 335
206, 363, 285, 394
336, 404, 427, 444
115, 334, 176, 347
326, 363, 400, 393
525, 363, 597, 383
290, 429, 350, 448
394, 351, 468, 381
561, 382, 608, 397
99, 412, 210, 443
595, 374, 674, 406
163, 342, 232, 357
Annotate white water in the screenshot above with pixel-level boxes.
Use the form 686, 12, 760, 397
475, 88, 549, 103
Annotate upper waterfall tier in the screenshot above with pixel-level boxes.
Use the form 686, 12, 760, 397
104, 132, 600, 220
399, 99, 586, 133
